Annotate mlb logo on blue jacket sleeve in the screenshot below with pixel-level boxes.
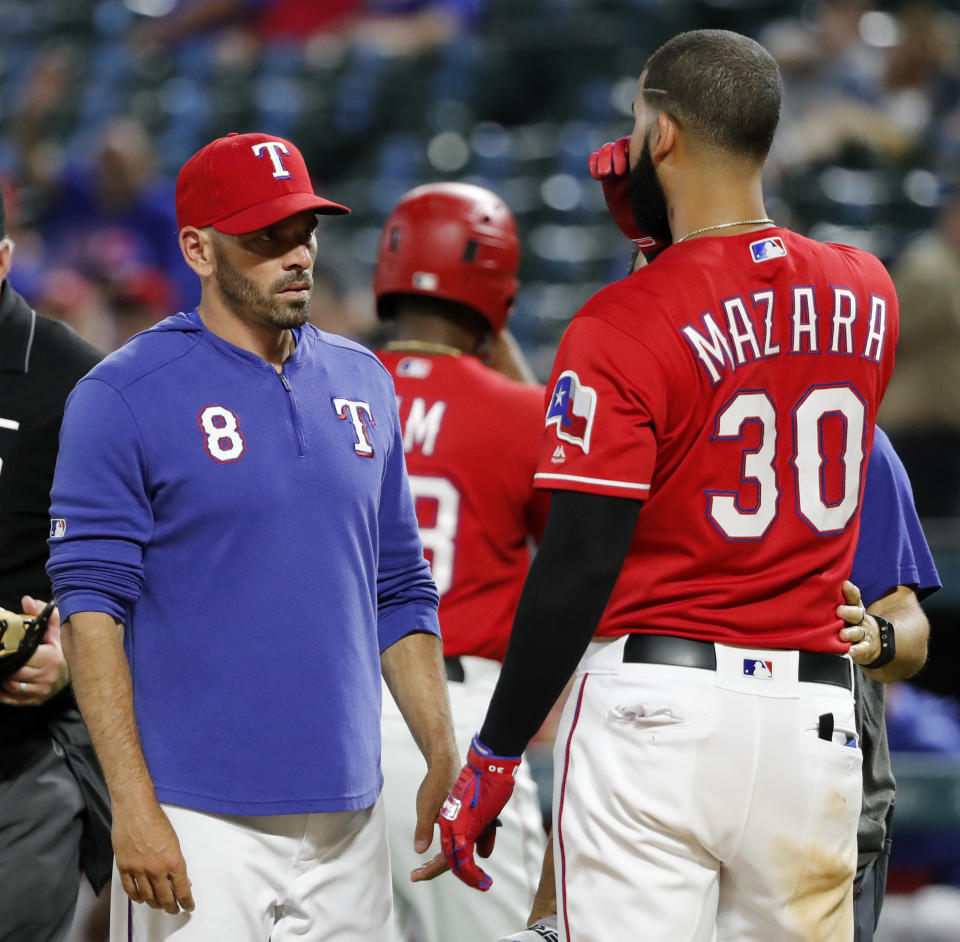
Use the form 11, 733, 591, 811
545, 370, 597, 453
49, 518, 67, 539
743, 658, 773, 679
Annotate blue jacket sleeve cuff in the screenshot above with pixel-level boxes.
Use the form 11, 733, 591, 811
377, 602, 441, 653
55, 590, 127, 625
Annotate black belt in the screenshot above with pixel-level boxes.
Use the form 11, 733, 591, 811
445, 657, 465, 683
623, 634, 852, 691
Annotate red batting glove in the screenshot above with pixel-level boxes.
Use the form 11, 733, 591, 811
438, 735, 521, 891
588, 136, 665, 256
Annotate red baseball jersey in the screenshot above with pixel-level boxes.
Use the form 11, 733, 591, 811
377, 350, 548, 660
536, 227, 898, 653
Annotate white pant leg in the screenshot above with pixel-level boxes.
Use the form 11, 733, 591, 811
552, 643, 722, 942
551, 638, 860, 942
111, 799, 392, 942
381, 657, 545, 942
716, 681, 861, 942
274, 795, 393, 942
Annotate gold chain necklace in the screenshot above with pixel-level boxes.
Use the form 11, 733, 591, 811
384, 341, 463, 357
675, 218, 774, 243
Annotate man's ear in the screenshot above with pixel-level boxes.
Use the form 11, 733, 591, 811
0, 239, 13, 282
179, 227, 215, 277
651, 111, 677, 164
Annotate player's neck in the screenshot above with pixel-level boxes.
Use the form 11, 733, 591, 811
668, 167, 768, 244
197, 295, 297, 370
392, 309, 481, 356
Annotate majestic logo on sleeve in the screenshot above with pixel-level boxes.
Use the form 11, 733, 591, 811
333, 398, 376, 457
545, 370, 597, 453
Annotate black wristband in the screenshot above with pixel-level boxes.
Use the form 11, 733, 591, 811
864, 614, 896, 669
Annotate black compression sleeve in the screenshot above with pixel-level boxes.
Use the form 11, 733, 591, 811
479, 489, 641, 757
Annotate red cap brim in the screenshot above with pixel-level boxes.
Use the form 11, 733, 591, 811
212, 191, 350, 235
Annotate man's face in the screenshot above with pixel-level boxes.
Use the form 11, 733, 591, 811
627, 77, 672, 248
213, 211, 319, 330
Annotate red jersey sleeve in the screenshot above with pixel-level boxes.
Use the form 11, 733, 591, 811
534, 312, 667, 499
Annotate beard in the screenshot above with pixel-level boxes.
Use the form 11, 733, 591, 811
627, 139, 672, 248
214, 245, 313, 330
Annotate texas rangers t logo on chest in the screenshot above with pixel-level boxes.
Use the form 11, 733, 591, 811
333, 398, 376, 457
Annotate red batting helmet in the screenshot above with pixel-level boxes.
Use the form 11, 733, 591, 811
373, 182, 519, 335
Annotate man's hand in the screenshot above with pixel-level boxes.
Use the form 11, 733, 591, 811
0, 597, 69, 706
408, 747, 460, 883
436, 735, 520, 891
588, 137, 665, 255
837, 579, 883, 665
113, 796, 195, 915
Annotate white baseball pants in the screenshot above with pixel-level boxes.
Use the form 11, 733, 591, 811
381, 655, 546, 942
553, 637, 862, 942
110, 797, 393, 941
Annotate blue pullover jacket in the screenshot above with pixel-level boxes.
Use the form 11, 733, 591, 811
48, 311, 439, 815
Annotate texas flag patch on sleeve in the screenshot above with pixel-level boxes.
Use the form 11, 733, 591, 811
545, 370, 597, 453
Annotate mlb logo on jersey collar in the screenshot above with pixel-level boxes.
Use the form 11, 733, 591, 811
749, 236, 786, 262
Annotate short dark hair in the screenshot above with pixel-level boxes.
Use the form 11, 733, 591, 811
643, 29, 782, 163
0, 184, 6, 239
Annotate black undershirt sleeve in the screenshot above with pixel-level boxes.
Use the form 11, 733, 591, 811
479, 489, 641, 757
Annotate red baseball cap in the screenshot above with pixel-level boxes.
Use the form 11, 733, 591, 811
175, 132, 350, 234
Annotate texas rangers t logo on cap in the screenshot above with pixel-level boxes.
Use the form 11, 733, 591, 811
545, 370, 597, 453
252, 141, 292, 180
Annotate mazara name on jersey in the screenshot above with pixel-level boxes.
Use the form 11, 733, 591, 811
681, 284, 890, 385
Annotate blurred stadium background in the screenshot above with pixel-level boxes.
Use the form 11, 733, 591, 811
1, 1, 957, 939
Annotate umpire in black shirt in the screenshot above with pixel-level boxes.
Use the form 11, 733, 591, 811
0, 187, 111, 940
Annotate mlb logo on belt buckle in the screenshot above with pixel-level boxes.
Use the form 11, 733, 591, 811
743, 658, 773, 679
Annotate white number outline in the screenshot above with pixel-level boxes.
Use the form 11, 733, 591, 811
198, 405, 245, 463
706, 390, 779, 541
792, 384, 867, 536
408, 474, 460, 597
707, 384, 867, 540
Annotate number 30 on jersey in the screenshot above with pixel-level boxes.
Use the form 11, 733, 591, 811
707, 384, 866, 540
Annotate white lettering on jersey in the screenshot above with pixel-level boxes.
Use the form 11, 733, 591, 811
790, 286, 819, 353
863, 295, 887, 363
402, 398, 447, 456
333, 398, 375, 457
681, 314, 733, 385
753, 290, 780, 356
251, 141, 292, 179
723, 296, 761, 366
198, 406, 245, 462
680, 286, 889, 383
830, 288, 857, 354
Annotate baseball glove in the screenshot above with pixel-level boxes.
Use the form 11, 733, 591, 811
0, 601, 55, 682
